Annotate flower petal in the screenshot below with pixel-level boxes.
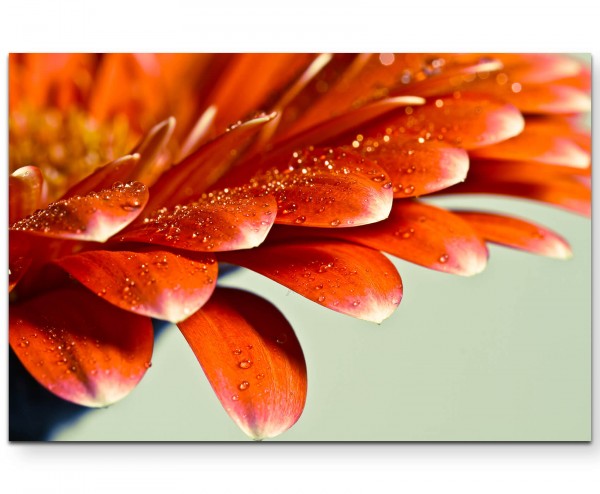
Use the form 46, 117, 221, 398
9, 166, 45, 224
269, 201, 488, 276
350, 137, 469, 198
368, 94, 525, 150
148, 113, 276, 212
453, 211, 572, 259
60, 154, 141, 200
250, 147, 394, 228
10, 181, 149, 242
470, 118, 590, 168
498, 83, 591, 115
178, 288, 307, 440
9, 286, 153, 407
120, 189, 278, 252
454, 211, 573, 259
221, 241, 403, 323
54, 249, 218, 323
128, 117, 176, 186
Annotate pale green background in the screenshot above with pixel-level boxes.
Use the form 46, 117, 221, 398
54, 195, 591, 441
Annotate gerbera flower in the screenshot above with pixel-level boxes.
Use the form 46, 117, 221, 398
8, 53, 590, 440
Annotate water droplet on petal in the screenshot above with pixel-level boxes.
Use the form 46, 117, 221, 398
439, 254, 449, 264
232, 348, 242, 355
239, 360, 253, 369
231, 394, 240, 401
238, 381, 250, 391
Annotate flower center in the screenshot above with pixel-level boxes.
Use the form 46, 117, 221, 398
9, 106, 135, 202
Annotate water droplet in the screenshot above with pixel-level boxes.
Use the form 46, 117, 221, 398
239, 360, 253, 369
294, 215, 306, 224
145, 361, 153, 369
318, 295, 326, 302
231, 394, 240, 401
439, 254, 449, 264
403, 185, 415, 194
330, 219, 341, 227
232, 348, 242, 355
238, 381, 250, 391
256, 373, 265, 380
276, 334, 288, 345
352, 300, 361, 307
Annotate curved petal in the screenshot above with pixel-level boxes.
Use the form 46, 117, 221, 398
453, 211, 572, 259
148, 113, 276, 212
60, 154, 141, 200
221, 241, 403, 323
128, 117, 176, 186
269, 201, 488, 276
470, 118, 590, 168
251, 147, 393, 228
9, 232, 33, 292
499, 83, 591, 115
178, 288, 307, 440
9, 166, 45, 224
54, 249, 218, 323
10, 181, 149, 242
9, 286, 154, 407
349, 137, 469, 198
367, 93, 525, 150
120, 190, 278, 252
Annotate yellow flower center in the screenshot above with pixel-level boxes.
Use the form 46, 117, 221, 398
9, 106, 135, 202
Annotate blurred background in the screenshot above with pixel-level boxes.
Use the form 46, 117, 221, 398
52, 194, 591, 441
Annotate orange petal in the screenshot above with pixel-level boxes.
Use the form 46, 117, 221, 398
453, 211, 572, 259
269, 201, 488, 276
178, 288, 307, 440
367, 94, 525, 150
60, 154, 141, 200
9, 166, 45, 224
265, 96, 425, 163
11, 181, 149, 242
501, 83, 591, 115
120, 189, 278, 252
470, 118, 590, 168
250, 147, 394, 228
148, 113, 276, 212
128, 117, 176, 186
204, 53, 315, 132
347, 137, 469, 198
221, 241, 403, 323
54, 248, 217, 323
9, 232, 33, 292
9, 286, 153, 407
446, 179, 591, 216
495, 54, 583, 84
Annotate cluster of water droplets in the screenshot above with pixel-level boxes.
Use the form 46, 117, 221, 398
11, 181, 147, 235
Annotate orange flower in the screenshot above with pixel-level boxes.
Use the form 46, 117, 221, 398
8, 53, 591, 440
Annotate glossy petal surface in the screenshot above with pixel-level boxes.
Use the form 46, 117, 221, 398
9, 286, 153, 407
250, 147, 393, 227
54, 249, 218, 322
454, 211, 572, 259
368, 94, 524, 150
178, 288, 307, 440
221, 241, 403, 323
9, 166, 44, 224
11, 181, 149, 242
120, 190, 278, 252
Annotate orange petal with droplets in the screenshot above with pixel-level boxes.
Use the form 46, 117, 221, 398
9, 166, 45, 224
347, 137, 469, 198
54, 249, 218, 323
470, 118, 590, 168
221, 241, 402, 323
11, 181, 149, 242
120, 190, 278, 252
453, 211, 572, 259
61, 154, 141, 200
249, 147, 393, 228
178, 288, 307, 440
269, 201, 488, 276
368, 94, 525, 150
9, 286, 153, 407
148, 113, 276, 212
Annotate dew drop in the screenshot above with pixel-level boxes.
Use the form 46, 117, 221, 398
238, 381, 250, 391
231, 394, 240, 401
330, 219, 341, 227
232, 348, 242, 355
318, 295, 326, 302
294, 215, 306, 224
256, 373, 265, 380
239, 360, 253, 369
352, 300, 361, 307
439, 254, 449, 264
